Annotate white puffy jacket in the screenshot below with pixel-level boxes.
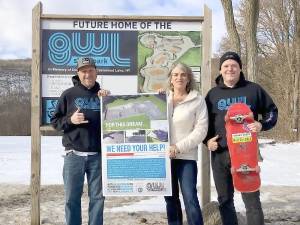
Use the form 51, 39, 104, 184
168, 90, 208, 160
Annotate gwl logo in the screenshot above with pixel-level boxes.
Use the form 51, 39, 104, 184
217, 96, 250, 110
48, 32, 130, 67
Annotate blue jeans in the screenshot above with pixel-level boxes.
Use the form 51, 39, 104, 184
164, 159, 203, 225
63, 152, 105, 225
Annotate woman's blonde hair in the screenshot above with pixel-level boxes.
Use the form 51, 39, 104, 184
167, 62, 196, 93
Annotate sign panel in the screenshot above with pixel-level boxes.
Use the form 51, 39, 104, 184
101, 93, 171, 196
42, 30, 137, 75
41, 18, 203, 125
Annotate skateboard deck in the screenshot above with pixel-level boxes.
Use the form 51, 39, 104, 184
225, 103, 260, 193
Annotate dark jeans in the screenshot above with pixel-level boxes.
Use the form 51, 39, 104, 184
63, 152, 105, 225
164, 159, 203, 225
211, 150, 264, 225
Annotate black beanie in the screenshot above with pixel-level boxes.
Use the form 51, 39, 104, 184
219, 51, 242, 69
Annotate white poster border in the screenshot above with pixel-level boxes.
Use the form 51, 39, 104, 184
101, 93, 172, 196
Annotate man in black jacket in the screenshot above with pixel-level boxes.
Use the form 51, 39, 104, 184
51, 57, 109, 225
204, 51, 278, 225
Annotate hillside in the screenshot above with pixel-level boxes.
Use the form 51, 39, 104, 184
0, 59, 31, 135
0, 59, 31, 97
0, 58, 292, 140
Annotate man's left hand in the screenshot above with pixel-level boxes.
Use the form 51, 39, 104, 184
98, 89, 110, 97
247, 121, 262, 133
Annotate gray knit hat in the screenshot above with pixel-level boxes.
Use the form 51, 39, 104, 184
219, 51, 242, 69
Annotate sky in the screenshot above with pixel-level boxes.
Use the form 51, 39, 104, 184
0, 0, 240, 59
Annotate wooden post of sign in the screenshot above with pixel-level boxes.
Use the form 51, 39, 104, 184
31, 2, 42, 225
201, 5, 212, 207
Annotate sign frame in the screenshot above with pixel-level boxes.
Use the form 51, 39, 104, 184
31, 2, 211, 224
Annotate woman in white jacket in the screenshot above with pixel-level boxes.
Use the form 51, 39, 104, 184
164, 63, 208, 225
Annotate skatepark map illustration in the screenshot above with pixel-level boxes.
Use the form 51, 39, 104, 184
138, 31, 202, 92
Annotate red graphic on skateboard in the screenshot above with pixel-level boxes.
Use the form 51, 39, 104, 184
225, 103, 260, 193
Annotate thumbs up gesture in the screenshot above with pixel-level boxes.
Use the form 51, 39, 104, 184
207, 135, 219, 151
71, 108, 89, 125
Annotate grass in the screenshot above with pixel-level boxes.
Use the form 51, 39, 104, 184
177, 47, 202, 66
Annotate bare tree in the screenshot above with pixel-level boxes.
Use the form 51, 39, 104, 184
244, 0, 260, 81
291, 0, 300, 139
258, 0, 299, 140
220, 0, 241, 54
220, 0, 260, 82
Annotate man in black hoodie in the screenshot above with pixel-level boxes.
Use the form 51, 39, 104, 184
51, 57, 109, 225
204, 52, 278, 225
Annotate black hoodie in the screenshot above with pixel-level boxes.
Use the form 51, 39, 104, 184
51, 75, 101, 152
204, 72, 278, 151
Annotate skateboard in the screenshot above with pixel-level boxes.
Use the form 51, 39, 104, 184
225, 103, 260, 193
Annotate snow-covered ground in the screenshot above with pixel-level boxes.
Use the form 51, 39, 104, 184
0, 136, 64, 184
0, 136, 299, 213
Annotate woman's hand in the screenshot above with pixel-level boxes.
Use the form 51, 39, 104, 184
157, 88, 166, 94
167, 145, 180, 158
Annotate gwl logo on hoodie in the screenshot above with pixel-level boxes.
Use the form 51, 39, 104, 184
217, 96, 249, 110
75, 97, 100, 111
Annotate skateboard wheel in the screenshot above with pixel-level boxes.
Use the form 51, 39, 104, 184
255, 165, 261, 173
249, 112, 254, 119
234, 115, 244, 123
236, 164, 252, 174
224, 114, 229, 122
229, 115, 245, 123
230, 167, 235, 174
